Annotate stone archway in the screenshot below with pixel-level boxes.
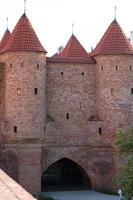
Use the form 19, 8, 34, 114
41, 158, 92, 191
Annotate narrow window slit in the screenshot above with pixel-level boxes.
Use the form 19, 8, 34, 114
14, 126, 17, 133
66, 113, 69, 120
99, 128, 102, 135
17, 88, 21, 95
34, 88, 38, 95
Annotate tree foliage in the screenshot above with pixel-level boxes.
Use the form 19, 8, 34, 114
116, 129, 133, 199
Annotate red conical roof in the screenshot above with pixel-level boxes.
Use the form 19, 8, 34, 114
60, 34, 88, 57
0, 29, 11, 52
90, 19, 133, 57
2, 13, 46, 53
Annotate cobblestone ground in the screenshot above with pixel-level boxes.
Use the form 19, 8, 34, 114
44, 190, 120, 200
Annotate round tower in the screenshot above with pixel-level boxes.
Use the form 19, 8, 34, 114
0, 13, 47, 143
90, 19, 133, 143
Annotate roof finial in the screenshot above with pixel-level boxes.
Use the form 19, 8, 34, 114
6, 17, 8, 30
24, 0, 26, 14
114, 5, 117, 20
72, 23, 74, 35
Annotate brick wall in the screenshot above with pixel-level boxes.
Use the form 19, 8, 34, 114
46, 62, 100, 146
1, 52, 46, 142
0, 52, 129, 193
95, 55, 133, 143
43, 61, 116, 192
42, 145, 116, 191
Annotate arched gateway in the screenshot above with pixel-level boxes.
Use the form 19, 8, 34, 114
41, 158, 92, 191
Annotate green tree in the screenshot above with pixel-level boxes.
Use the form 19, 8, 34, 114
116, 129, 133, 199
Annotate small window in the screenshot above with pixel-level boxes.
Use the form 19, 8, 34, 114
61, 72, 64, 75
101, 66, 103, 71
21, 63, 24, 67
131, 88, 133, 94
99, 127, 102, 135
37, 64, 39, 69
44, 126, 45, 132
115, 65, 118, 70
10, 63, 12, 68
66, 113, 69, 120
130, 65, 132, 71
14, 126, 17, 133
17, 88, 21, 95
82, 72, 84, 76
111, 88, 114, 95
34, 88, 38, 95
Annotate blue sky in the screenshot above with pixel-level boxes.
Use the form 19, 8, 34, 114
0, 0, 133, 55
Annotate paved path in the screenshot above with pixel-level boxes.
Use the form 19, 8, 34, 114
0, 169, 36, 200
44, 190, 120, 200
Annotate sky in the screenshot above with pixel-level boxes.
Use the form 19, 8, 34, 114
0, 0, 133, 56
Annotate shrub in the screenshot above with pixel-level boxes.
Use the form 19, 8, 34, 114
116, 129, 133, 199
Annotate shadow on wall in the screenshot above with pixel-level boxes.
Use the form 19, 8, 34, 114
0, 150, 19, 182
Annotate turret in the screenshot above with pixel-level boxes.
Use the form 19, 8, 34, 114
0, 13, 47, 143
59, 34, 89, 57
90, 19, 133, 143
0, 29, 11, 142
0, 29, 11, 52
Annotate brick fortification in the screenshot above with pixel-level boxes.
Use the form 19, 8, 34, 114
0, 13, 133, 194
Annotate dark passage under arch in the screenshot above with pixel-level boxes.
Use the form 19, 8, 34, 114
42, 158, 91, 191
